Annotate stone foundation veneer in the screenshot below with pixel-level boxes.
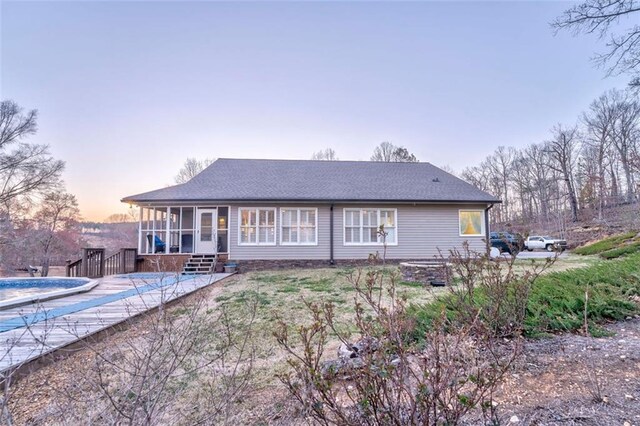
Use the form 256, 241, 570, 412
227, 258, 448, 278
398, 261, 451, 285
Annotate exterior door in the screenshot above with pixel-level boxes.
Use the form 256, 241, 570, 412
196, 208, 217, 253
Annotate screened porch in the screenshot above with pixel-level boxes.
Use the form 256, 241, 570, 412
139, 206, 229, 255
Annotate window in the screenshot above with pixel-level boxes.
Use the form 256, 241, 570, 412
239, 208, 276, 245
281, 208, 318, 245
343, 208, 397, 245
459, 210, 485, 236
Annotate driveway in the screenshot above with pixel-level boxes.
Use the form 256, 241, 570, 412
515, 250, 569, 260
492, 250, 569, 260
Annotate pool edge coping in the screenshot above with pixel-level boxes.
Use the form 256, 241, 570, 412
0, 278, 100, 310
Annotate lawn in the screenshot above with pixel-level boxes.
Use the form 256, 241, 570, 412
214, 266, 446, 360
212, 255, 597, 367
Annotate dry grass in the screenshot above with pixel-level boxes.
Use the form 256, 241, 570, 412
216, 267, 446, 376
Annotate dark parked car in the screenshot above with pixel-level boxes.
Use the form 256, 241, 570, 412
489, 231, 524, 254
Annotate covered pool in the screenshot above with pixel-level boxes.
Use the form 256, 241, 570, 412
0, 277, 97, 309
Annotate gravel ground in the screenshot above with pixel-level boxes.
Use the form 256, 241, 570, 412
494, 318, 640, 426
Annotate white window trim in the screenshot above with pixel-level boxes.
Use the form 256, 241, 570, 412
343, 208, 398, 246
458, 209, 485, 237
237, 207, 277, 246
280, 208, 319, 246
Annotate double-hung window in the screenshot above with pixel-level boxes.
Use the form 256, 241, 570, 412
239, 208, 276, 245
344, 208, 397, 245
281, 208, 317, 245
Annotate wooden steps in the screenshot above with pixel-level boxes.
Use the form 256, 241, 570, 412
181, 254, 217, 275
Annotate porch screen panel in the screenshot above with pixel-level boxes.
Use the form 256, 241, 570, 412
181, 207, 194, 253
217, 207, 229, 252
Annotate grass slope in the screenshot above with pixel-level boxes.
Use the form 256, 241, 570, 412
574, 231, 639, 258
409, 253, 640, 337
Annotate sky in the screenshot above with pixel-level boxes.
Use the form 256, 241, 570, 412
0, 1, 632, 221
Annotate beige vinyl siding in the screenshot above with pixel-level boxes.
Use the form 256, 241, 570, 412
229, 205, 331, 260
228, 203, 488, 261
333, 204, 487, 260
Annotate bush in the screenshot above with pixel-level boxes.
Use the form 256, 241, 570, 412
408, 244, 555, 342
574, 231, 638, 255
525, 253, 640, 333
410, 252, 640, 338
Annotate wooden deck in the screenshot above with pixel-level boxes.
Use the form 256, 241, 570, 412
0, 273, 231, 374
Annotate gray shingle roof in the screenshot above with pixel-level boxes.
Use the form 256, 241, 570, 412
122, 158, 500, 204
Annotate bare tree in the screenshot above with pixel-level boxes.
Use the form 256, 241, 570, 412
311, 148, 338, 161
370, 141, 396, 162
583, 91, 619, 220
460, 165, 491, 193
611, 91, 640, 202
439, 164, 457, 175
370, 141, 418, 162
553, 0, 640, 87
487, 146, 516, 222
0, 101, 64, 207
31, 192, 82, 276
174, 158, 215, 184
546, 124, 581, 222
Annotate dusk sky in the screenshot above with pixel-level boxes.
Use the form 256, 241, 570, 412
0, 1, 631, 221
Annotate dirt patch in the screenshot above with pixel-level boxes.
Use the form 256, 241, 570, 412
495, 318, 640, 425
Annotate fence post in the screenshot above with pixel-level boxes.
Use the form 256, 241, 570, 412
119, 248, 127, 274
81, 249, 89, 277
132, 249, 139, 272
98, 248, 106, 278
65, 260, 71, 277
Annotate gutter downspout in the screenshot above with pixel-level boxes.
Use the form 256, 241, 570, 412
330, 204, 335, 265
484, 203, 494, 255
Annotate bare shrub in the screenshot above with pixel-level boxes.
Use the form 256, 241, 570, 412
0, 303, 56, 426
42, 275, 257, 425
443, 242, 556, 338
274, 266, 524, 425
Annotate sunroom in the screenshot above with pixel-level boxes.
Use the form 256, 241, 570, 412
138, 206, 229, 255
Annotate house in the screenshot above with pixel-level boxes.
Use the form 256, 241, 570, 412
121, 158, 500, 271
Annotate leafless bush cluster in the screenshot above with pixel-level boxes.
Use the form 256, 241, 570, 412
274, 249, 551, 425
63, 291, 256, 425
444, 243, 556, 338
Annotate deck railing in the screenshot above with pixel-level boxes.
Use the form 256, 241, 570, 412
66, 248, 138, 278
66, 258, 83, 277
104, 248, 138, 276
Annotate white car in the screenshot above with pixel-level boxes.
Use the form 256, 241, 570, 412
525, 236, 567, 252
